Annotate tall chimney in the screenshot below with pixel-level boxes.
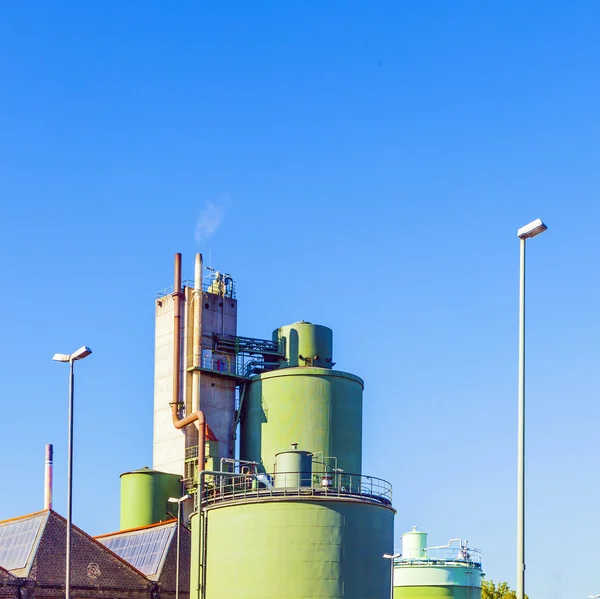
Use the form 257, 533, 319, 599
44, 444, 53, 510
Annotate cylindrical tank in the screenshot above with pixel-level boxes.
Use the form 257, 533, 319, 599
190, 498, 395, 599
393, 566, 483, 599
240, 367, 363, 474
274, 449, 312, 488
394, 528, 483, 599
120, 467, 182, 530
402, 526, 428, 559
275, 321, 333, 369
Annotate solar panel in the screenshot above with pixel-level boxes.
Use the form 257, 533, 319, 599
100, 524, 175, 576
0, 514, 46, 571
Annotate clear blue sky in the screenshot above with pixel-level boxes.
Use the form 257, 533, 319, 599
1, 2, 599, 597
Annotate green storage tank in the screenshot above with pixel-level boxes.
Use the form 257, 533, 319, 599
240, 367, 363, 474
191, 497, 395, 599
274, 449, 312, 488
393, 528, 483, 599
275, 321, 333, 369
120, 467, 182, 530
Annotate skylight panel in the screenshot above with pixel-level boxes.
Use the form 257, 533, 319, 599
100, 524, 175, 576
0, 514, 45, 571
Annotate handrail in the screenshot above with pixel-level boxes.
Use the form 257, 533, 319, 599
394, 546, 483, 568
193, 470, 392, 510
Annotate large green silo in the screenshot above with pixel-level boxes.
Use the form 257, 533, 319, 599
120, 468, 182, 530
191, 497, 394, 599
240, 367, 363, 474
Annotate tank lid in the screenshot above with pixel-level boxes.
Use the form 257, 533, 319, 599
275, 450, 313, 457
120, 467, 181, 478
403, 526, 427, 536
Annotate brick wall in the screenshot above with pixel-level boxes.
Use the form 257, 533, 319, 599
29, 512, 151, 599
156, 525, 191, 599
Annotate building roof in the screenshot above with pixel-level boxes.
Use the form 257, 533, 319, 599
95, 521, 177, 580
0, 511, 49, 576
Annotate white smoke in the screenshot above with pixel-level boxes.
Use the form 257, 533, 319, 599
194, 197, 228, 243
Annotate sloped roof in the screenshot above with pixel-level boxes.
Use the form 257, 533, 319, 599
0, 511, 48, 576
96, 520, 177, 580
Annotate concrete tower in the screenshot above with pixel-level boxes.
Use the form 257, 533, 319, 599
153, 254, 238, 477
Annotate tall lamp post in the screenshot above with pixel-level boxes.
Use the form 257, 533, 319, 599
53, 346, 92, 599
168, 495, 191, 599
516, 218, 547, 599
383, 553, 401, 599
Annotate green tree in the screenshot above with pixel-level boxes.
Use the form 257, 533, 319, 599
481, 580, 528, 599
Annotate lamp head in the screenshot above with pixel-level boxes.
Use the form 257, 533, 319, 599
71, 346, 92, 361
517, 218, 547, 239
52, 353, 70, 363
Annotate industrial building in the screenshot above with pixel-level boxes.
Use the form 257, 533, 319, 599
0, 510, 190, 599
0, 252, 483, 599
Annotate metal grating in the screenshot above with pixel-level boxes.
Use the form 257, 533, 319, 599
99, 524, 175, 577
0, 513, 46, 571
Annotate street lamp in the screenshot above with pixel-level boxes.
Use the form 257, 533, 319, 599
168, 495, 191, 599
383, 553, 401, 599
53, 346, 92, 599
516, 218, 547, 599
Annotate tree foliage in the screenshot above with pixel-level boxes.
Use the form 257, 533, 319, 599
481, 580, 528, 599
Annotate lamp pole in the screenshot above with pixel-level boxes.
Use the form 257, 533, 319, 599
516, 219, 547, 599
169, 495, 191, 599
383, 553, 401, 599
53, 346, 92, 599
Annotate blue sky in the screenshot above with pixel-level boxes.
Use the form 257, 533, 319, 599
1, 2, 599, 597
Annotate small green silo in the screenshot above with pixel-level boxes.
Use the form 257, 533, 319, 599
274, 449, 313, 487
393, 528, 484, 599
119, 467, 182, 530
240, 322, 363, 475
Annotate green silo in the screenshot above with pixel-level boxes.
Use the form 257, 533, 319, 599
240, 322, 363, 475
119, 467, 182, 530
190, 321, 395, 599
191, 497, 395, 599
393, 528, 483, 599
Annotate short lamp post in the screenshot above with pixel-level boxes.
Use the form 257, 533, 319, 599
516, 218, 547, 599
383, 553, 401, 599
52, 346, 92, 599
168, 495, 191, 599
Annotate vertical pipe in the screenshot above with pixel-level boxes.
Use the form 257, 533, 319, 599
66, 360, 74, 599
44, 444, 53, 510
175, 501, 182, 599
173, 253, 182, 418
192, 254, 203, 416
517, 237, 526, 599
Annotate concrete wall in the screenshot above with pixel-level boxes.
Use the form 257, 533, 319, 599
153, 291, 189, 476
153, 285, 238, 475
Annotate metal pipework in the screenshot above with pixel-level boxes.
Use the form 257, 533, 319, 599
426, 538, 464, 550
171, 253, 206, 478
191, 254, 203, 420
173, 253, 183, 419
44, 444, 53, 510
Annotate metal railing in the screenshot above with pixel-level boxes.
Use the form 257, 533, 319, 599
395, 547, 482, 569
194, 471, 392, 510
186, 353, 279, 379
156, 280, 236, 299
